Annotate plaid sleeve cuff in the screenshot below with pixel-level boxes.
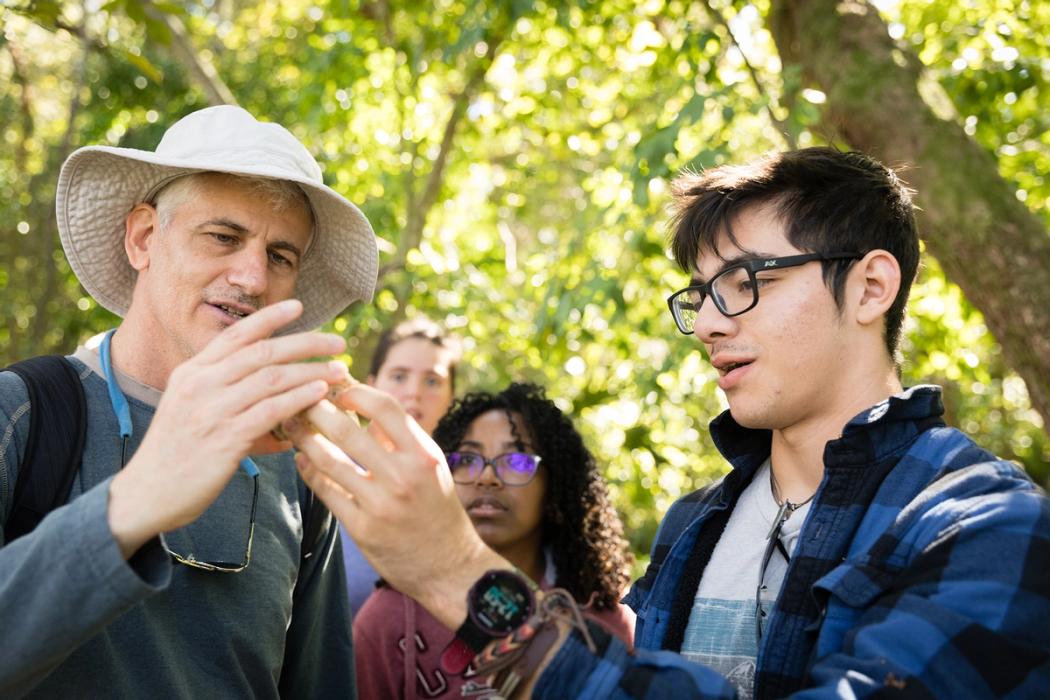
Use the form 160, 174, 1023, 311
534, 620, 737, 699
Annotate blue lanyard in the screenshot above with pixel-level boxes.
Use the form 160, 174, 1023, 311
99, 330, 259, 477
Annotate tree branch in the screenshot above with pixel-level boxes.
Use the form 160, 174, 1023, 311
769, 0, 1050, 432
701, 0, 795, 148
142, 0, 238, 106
377, 31, 506, 281
4, 36, 34, 173
31, 19, 90, 350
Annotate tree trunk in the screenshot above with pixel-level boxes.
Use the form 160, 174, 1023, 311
768, 0, 1050, 432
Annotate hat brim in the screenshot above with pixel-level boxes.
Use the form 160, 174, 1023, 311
56, 146, 377, 334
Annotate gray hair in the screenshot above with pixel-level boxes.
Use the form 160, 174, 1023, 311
152, 172, 314, 233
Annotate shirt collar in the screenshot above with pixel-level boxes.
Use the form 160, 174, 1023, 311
709, 385, 946, 486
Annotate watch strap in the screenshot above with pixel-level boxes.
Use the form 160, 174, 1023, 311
439, 568, 537, 675
440, 616, 493, 674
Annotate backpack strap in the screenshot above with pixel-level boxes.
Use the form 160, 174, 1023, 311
291, 486, 334, 603
300, 487, 332, 563
3, 356, 87, 543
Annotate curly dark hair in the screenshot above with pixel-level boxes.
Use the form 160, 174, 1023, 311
432, 382, 633, 610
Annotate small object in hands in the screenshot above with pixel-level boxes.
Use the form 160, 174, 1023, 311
440, 569, 537, 675
326, 379, 355, 402
270, 381, 358, 441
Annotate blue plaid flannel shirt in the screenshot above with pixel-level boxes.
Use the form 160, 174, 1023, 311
533, 386, 1050, 698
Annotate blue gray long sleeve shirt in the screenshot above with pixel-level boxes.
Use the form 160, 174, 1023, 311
0, 344, 354, 698
534, 386, 1050, 698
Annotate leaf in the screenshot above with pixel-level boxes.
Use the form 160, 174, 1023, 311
123, 0, 146, 23
143, 14, 173, 46
151, 1, 187, 15
123, 50, 163, 82
23, 0, 63, 25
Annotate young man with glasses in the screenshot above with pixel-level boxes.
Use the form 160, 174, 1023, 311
287, 147, 1050, 698
0, 106, 376, 697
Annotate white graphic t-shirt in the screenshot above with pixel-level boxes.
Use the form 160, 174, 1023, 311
680, 460, 812, 700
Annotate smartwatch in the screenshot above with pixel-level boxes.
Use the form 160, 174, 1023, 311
439, 569, 537, 674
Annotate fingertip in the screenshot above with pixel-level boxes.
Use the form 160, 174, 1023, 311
323, 334, 348, 354
309, 379, 329, 399
276, 298, 304, 316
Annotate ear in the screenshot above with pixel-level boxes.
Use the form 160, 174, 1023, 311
124, 203, 159, 272
366, 374, 376, 387
851, 249, 901, 327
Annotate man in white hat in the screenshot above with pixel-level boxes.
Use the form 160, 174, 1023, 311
0, 105, 376, 697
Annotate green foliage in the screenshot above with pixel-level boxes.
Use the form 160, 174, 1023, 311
1, 0, 1046, 564
881, 0, 1050, 479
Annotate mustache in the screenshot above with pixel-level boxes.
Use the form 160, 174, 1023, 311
205, 290, 261, 311
708, 341, 756, 356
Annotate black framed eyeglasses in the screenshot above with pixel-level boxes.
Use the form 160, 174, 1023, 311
447, 451, 542, 486
119, 436, 258, 573
666, 252, 861, 334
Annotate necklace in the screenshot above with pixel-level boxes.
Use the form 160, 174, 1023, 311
766, 466, 815, 541
758, 467, 816, 644
769, 466, 815, 510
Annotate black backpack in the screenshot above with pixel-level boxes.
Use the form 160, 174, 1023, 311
2, 356, 332, 571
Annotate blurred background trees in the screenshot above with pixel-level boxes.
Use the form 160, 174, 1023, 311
2, 0, 1046, 561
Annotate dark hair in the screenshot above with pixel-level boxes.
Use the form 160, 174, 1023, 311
432, 382, 633, 609
669, 147, 919, 363
368, 317, 463, 391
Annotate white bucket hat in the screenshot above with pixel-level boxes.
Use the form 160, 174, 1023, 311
56, 105, 378, 333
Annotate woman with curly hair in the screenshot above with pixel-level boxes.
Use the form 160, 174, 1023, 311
353, 382, 634, 699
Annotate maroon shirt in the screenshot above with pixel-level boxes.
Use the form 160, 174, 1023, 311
353, 582, 634, 699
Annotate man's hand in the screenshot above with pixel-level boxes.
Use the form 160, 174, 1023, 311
285, 384, 508, 630
108, 299, 349, 558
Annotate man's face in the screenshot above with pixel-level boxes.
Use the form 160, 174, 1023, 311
691, 203, 850, 431
131, 175, 313, 365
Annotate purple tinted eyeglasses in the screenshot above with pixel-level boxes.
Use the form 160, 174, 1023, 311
446, 451, 542, 486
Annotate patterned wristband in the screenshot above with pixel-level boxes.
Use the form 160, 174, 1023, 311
469, 587, 596, 699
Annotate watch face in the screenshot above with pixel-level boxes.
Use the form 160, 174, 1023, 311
468, 570, 535, 636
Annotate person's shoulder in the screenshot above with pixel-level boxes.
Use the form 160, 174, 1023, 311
0, 366, 30, 402
935, 458, 1046, 519
916, 425, 1037, 499
0, 365, 33, 446
353, 585, 408, 626
0, 355, 94, 395
900, 442, 1049, 546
